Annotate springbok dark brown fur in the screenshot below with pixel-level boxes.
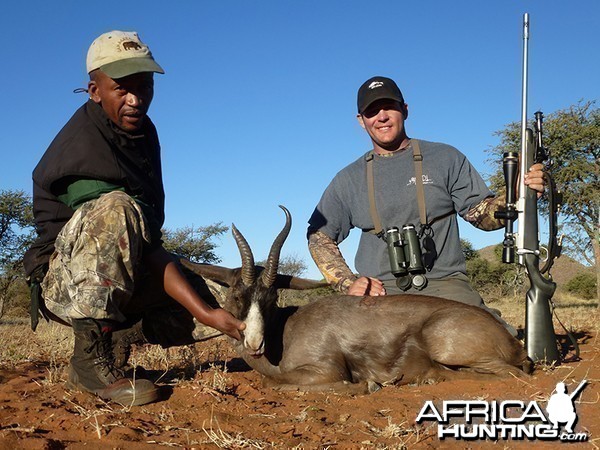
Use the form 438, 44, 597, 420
181, 206, 531, 394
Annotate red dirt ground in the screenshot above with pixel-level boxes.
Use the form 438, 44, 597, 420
0, 330, 598, 449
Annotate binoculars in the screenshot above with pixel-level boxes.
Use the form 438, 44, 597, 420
385, 224, 427, 291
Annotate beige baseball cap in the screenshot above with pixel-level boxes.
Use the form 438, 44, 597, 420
86, 30, 165, 78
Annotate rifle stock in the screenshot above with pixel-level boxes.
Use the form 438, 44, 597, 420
521, 128, 559, 363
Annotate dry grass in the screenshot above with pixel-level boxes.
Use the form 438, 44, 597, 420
0, 319, 72, 368
202, 414, 272, 449
1, 292, 598, 374
485, 290, 599, 335
0, 317, 237, 393
358, 409, 427, 449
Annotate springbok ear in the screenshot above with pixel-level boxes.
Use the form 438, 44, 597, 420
178, 258, 236, 287
273, 274, 328, 290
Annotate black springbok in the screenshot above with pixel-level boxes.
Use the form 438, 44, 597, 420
182, 206, 530, 394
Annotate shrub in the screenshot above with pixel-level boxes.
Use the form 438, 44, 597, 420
565, 273, 597, 300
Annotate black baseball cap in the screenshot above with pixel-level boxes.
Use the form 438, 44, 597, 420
357, 76, 404, 114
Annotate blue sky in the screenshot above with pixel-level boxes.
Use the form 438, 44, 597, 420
1, 1, 598, 279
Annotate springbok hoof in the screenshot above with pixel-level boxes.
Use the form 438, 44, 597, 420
367, 380, 382, 393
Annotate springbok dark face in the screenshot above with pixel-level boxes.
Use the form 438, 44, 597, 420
190, 206, 292, 357
226, 275, 278, 357
227, 206, 291, 356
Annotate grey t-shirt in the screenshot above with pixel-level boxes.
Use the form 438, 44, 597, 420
308, 139, 493, 282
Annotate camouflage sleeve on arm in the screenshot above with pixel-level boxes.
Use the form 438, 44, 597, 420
308, 230, 357, 293
464, 189, 507, 231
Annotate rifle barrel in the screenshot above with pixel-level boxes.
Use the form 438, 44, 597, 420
569, 380, 588, 400
517, 12, 530, 262
521, 13, 529, 152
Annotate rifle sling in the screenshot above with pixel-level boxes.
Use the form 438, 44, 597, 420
365, 139, 452, 237
365, 151, 383, 236
551, 304, 580, 361
412, 140, 428, 228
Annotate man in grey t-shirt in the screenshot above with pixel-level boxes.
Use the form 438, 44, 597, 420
307, 76, 546, 326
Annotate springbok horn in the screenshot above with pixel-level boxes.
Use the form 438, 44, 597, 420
261, 205, 291, 288
178, 258, 235, 286
232, 224, 256, 286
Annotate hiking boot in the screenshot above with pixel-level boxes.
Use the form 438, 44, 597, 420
112, 321, 148, 369
66, 319, 159, 406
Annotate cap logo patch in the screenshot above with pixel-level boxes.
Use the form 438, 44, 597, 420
368, 81, 384, 89
122, 40, 142, 51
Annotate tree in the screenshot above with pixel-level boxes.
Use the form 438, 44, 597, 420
487, 100, 599, 299
162, 223, 308, 276
460, 238, 478, 261
161, 223, 228, 263
0, 190, 35, 317
0, 190, 34, 261
463, 242, 524, 298
257, 254, 308, 277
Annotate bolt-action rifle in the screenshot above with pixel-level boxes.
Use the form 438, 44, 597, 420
494, 13, 563, 364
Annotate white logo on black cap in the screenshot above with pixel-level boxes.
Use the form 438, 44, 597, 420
368, 81, 384, 89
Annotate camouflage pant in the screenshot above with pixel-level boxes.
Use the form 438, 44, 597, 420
42, 191, 227, 347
